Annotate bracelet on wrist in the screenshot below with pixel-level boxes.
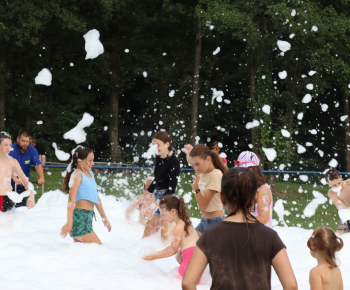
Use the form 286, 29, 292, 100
194, 189, 200, 194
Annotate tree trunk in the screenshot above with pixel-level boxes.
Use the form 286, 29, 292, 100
157, 0, 166, 126
0, 56, 6, 129
25, 63, 32, 129
343, 90, 350, 171
109, 35, 120, 163
249, 46, 256, 147
190, 3, 202, 145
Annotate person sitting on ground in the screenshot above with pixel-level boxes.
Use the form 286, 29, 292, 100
325, 168, 350, 235
125, 177, 155, 225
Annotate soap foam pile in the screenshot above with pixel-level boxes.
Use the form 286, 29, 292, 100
0, 190, 349, 290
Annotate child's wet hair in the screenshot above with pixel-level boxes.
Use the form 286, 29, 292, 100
325, 168, 341, 183
0, 131, 11, 144
189, 144, 227, 174
307, 227, 344, 268
63, 146, 93, 193
221, 167, 257, 222
159, 195, 192, 237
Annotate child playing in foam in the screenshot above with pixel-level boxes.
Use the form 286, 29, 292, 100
307, 227, 344, 290
60, 146, 111, 244
142, 195, 203, 283
125, 177, 155, 225
325, 168, 350, 235
0, 131, 35, 211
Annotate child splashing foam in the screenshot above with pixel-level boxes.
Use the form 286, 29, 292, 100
61, 146, 111, 244
307, 227, 344, 290
142, 195, 203, 284
0, 131, 35, 211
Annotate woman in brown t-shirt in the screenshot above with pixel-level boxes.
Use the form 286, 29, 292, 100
182, 167, 297, 290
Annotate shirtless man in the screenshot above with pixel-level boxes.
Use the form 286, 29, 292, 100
0, 132, 35, 211
325, 168, 350, 234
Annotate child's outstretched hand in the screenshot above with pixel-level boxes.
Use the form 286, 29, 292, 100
26, 192, 35, 209
61, 223, 72, 238
102, 218, 112, 232
142, 254, 155, 261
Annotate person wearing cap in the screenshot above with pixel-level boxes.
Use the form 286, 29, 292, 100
234, 151, 273, 227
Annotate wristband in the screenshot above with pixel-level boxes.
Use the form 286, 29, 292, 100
194, 189, 200, 194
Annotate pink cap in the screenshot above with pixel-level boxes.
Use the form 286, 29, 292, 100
234, 151, 260, 167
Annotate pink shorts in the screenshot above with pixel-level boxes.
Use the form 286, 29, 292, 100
178, 246, 203, 284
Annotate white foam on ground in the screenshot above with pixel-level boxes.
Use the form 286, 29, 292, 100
0, 190, 349, 290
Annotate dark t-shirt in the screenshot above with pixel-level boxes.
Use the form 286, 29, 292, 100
197, 221, 285, 290
147, 154, 180, 196
34, 143, 46, 156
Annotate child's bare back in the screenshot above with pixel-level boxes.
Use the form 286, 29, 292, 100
179, 223, 198, 251
310, 264, 343, 290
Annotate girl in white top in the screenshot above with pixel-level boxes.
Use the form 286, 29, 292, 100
183, 144, 226, 236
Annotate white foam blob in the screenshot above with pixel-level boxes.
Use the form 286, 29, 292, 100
262, 147, 277, 162
302, 94, 312, 103
52, 143, 70, 161
297, 144, 306, 154
6, 191, 32, 203
277, 40, 291, 52
246, 120, 260, 129
341, 115, 348, 122
281, 129, 291, 138
311, 26, 318, 32
299, 175, 308, 182
303, 191, 327, 218
328, 158, 338, 168
35, 68, 52, 86
143, 71, 147, 78
37, 121, 43, 125
306, 84, 314, 90
278, 70, 287, 79
213, 47, 220, 55
297, 112, 304, 120
291, 9, 296, 16
142, 143, 158, 160
262, 105, 271, 115
63, 113, 94, 144
83, 29, 104, 60
309, 70, 317, 76
138, 246, 157, 258
321, 104, 328, 112
211, 88, 224, 104
169, 90, 175, 97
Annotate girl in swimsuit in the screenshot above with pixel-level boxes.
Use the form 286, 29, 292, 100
142, 195, 203, 284
61, 146, 111, 244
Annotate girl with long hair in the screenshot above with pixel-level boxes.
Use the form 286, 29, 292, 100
182, 167, 297, 290
143, 131, 180, 240
143, 196, 202, 283
61, 146, 111, 244
235, 151, 273, 227
183, 143, 226, 236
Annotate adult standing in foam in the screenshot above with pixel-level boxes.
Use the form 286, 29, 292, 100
7, 130, 44, 210
143, 131, 181, 241
61, 146, 111, 244
235, 151, 273, 228
183, 144, 226, 236
182, 167, 297, 290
